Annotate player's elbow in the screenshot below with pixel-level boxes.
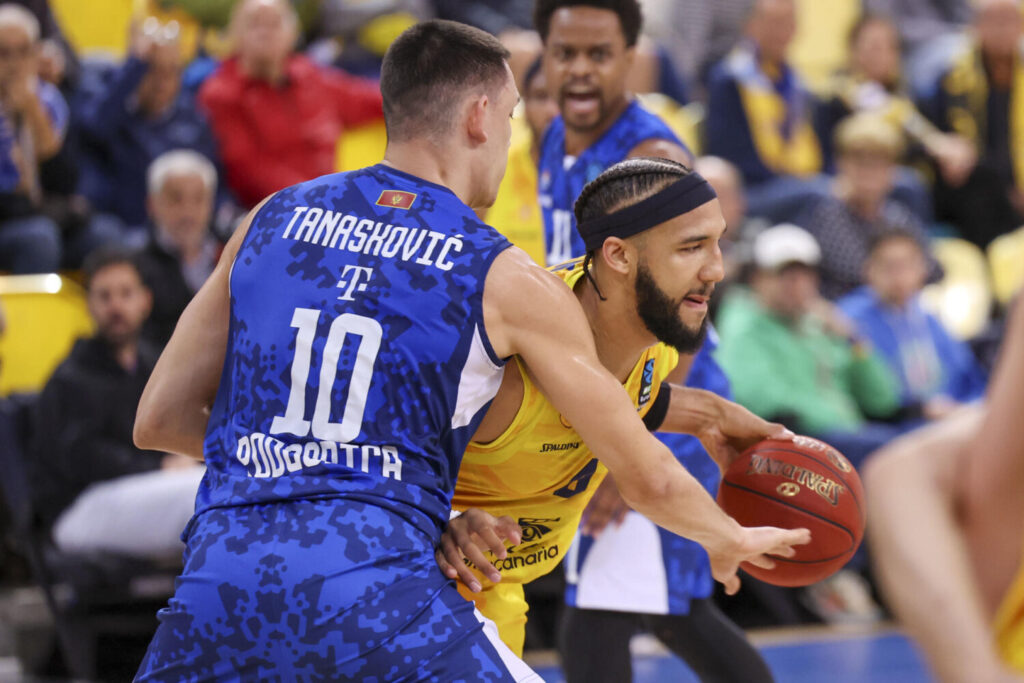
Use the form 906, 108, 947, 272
133, 398, 165, 451
616, 468, 675, 514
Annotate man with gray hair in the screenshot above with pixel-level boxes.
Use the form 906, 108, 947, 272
0, 2, 64, 272
136, 149, 222, 348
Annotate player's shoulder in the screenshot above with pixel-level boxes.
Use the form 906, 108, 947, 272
488, 247, 571, 296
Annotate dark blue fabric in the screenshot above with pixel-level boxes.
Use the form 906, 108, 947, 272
76, 57, 224, 226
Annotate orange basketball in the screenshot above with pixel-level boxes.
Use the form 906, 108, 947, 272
716, 435, 866, 587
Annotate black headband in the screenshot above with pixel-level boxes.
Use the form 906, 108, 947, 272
576, 173, 718, 253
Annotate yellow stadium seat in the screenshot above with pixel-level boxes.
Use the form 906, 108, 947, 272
50, 0, 205, 60
0, 275, 93, 396
790, 0, 861, 95
336, 119, 388, 172
920, 238, 993, 340
988, 227, 1024, 305
636, 94, 703, 155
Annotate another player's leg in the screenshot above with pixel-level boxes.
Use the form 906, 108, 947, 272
558, 606, 638, 683
643, 598, 775, 683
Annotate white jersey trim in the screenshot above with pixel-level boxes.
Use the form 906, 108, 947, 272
451, 325, 504, 430
473, 608, 543, 682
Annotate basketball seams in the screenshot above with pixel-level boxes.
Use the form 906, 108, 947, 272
740, 445, 865, 522
720, 479, 858, 548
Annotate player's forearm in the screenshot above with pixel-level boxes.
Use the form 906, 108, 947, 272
135, 359, 213, 459
866, 416, 1004, 682
660, 385, 722, 435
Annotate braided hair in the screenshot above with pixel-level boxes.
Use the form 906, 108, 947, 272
573, 157, 694, 299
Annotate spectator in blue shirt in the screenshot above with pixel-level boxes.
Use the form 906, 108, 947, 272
839, 231, 987, 423
77, 20, 226, 234
0, 3, 63, 272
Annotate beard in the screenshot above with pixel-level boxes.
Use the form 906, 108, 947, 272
635, 263, 708, 354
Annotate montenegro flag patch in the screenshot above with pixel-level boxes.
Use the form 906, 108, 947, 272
376, 190, 417, 209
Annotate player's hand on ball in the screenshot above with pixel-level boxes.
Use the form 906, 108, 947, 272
699, 396, 793, 471
708, 524, 812, 595
436, 508, 522, 592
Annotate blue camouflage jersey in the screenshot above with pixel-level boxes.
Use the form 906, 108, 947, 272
136, 165, 540, 682
537, 100, 689, 265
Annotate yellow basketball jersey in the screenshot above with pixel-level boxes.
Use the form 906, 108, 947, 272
451, 259, 679, 651
995, 545, 1024, 671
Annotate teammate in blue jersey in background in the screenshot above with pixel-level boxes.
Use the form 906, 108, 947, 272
535, 0, 693, 267
130, 18, 807, 682
532, 2, 775, 681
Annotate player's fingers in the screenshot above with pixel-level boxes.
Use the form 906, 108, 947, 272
435, 548, 457, 580
771, 543, 798, 558
584, 506, 612, 536
612, 505, 629, 526
784, 527, 812, 546
765, 421, 795, 440
745, 554, 776, 570
439, 538, 481, 592
494, 516, 523, 546
478, 526, 509, 560
724, 572, 741, 596
461, 540, 501, 584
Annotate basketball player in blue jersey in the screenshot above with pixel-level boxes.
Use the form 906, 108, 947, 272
130, 19, 807, 682
535, 0, 694, 267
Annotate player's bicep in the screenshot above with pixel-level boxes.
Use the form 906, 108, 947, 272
483, 252, 658, 471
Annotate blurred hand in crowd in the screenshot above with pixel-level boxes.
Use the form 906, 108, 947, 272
36, 37, 64, 85
930, 134, 977, 188
131, 18, 183, 118
809, 297, 857, 340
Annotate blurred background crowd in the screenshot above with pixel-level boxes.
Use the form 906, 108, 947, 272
0, 0, 1021, 679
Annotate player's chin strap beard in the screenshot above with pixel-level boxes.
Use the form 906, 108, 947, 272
576, 172, 718, 305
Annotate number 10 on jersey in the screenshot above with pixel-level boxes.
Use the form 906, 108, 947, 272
271, 308, 382, 443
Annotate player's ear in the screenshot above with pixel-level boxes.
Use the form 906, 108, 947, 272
465, 93, 490, 145
601, 237, 633, 276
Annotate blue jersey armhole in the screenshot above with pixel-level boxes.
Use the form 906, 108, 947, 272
473, 240, 514, 367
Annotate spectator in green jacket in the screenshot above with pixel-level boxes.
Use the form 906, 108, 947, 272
715, 223, 904, 467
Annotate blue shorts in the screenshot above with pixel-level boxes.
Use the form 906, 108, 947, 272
135, 499, 538, 682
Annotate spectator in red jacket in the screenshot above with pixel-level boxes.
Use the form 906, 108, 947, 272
198, 0, 383, 208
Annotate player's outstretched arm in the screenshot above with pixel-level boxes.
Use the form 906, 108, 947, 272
659, 385, 793, 471
134, 202, 262, 459
482, 249, 810, 594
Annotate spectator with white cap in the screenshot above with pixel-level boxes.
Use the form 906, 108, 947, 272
716, 223, 902, 469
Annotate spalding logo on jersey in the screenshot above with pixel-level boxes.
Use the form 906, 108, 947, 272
638, 358, 656, 408
375, 189, 417, 209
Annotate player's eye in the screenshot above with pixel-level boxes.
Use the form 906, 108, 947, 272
680, 243, 702, 253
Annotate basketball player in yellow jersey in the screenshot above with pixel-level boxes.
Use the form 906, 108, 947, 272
438, 157, 798, 655
867, 293, 1024, 683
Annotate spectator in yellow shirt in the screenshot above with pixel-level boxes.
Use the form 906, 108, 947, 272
485, 56, 558, 264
